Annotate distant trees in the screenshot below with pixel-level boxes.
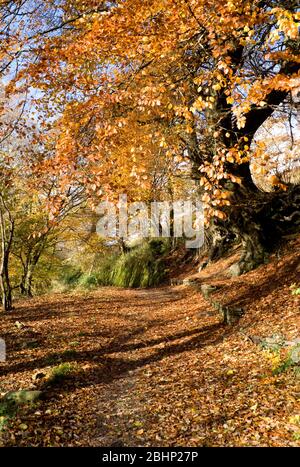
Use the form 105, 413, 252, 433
12, 187, 83, 298
0, 147, 84, 310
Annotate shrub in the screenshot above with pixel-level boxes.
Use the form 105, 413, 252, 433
95, 254, 119, 286
78, 254, 118, 289
0, 399, 17, 431
77, 272, 99, 289
110, 240, 169, 288
75, 240, 170, 289
290, 283, 300, 296
59, 265, 83, 287
47, 363, 75, 385
264, 344, 300, 376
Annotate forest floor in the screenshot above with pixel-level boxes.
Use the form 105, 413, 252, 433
0, 237, 299, 447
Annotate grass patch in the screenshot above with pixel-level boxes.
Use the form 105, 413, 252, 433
110, 240, 169, 288
76, 331, 86, 337
0, 399, 18, 431
79, 240, 170, 289
62, 349, 77, 359
290, 283, 300, 296
47, 363, 75, 385
44, 354, 62, 366
56, 240, 170, 291
69, 341, 80, 347
26, 341, 39, 349
59, 265, 83, 288
78, 254, 118, 289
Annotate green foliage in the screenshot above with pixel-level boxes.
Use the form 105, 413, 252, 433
77, 272, 99, 288
70, 240, 170, 290
272, 356, 294, 375
265, 344, 300, 376
59, 265, 83, 287
62, 349, 77, 359
69, 341, 80, 347
110, 240, 169, 288
44, 354, 61, 366
0, 399, 17, 431
74, 254, 117, 289
290, 283, 300, 296
0, 399, 17, 419
47, 363, 75, 385
94, 253, 119, 286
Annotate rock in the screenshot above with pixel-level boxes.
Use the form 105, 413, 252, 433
21, 340, 39, 350
289, 345, 300, 364
200, 284, 219, 298
261, 334, 285, 350
4, 390, 42, 404
223, 306, 244, 325
229, 263, 242, 277
32, 371, 47, 382
289, 338, 300, 346
182, 278, 193, 286
248, 335, 300, 357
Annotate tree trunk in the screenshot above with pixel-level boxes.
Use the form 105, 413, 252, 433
224, 180, 299, 276
0, 196, 14, 312
229, 226, 265, 276
119, 238, 130, 254
20, 247, 44, 298
0, 254, 13, 311
20, 262, 34, 297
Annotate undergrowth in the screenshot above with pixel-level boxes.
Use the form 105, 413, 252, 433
58, 239, 170, 290
47, 363, 75, 385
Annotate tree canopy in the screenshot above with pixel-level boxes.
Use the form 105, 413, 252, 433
3, 1, 298, 205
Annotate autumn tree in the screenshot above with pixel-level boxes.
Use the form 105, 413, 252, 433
12, 183, 83, 297
2, 0, 300, 273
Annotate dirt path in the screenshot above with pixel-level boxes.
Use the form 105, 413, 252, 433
0, 256, 299, 447
2, 286, 222, 446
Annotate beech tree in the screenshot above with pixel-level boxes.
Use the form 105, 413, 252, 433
2, 0, 300, 273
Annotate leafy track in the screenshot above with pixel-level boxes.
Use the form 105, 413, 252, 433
0, 242, 299, 446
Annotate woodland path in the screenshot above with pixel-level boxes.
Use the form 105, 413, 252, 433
0, 254, 299, 447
